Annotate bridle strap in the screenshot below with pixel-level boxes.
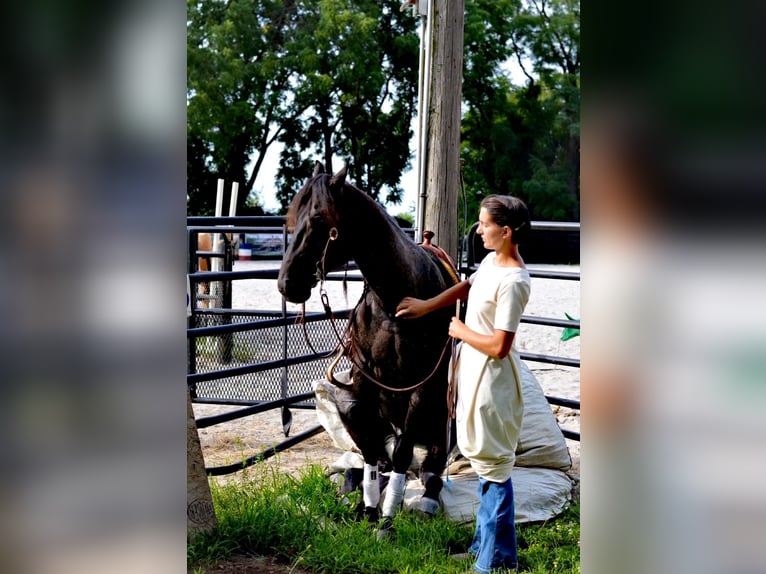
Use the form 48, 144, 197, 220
300, 226, 345, 358
298, 304, 340, 359
315, 226, 339, 283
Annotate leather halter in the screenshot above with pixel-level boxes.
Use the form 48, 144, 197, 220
315, 226, 339, 283
298, 226, 347, 359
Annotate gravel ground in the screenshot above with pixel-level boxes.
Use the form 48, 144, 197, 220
192, 260, 580, 482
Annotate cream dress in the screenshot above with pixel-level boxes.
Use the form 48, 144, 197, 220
455, 252, 531, 483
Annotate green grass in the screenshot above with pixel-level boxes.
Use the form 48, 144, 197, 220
188, 463, 580, 573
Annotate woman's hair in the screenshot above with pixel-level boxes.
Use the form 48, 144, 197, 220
480, 194, 531, 244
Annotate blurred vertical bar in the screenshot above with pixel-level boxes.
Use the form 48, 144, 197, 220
0, 1, 186, 572
583, 1, 766, 573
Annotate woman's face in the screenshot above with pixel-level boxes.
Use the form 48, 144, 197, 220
477, 207, 507, 251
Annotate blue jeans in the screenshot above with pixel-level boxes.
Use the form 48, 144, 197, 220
468, 476, 518, 573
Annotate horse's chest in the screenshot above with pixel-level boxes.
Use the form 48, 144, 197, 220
351, 295, 447, 385
355, 314, 400, 363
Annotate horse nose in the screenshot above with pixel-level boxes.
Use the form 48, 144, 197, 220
277, 275, 290, 297
277, 276, 309, 303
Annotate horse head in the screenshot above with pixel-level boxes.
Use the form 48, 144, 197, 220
277, 161, 350, 303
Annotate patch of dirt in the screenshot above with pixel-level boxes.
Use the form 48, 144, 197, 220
191, 553, 315, 574
193, 406, 345, 480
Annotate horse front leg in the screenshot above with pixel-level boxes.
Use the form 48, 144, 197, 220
408, 385, 452, 519
374, 433, 415, 539
335, 386, 390, 523
384, 434, 415, 515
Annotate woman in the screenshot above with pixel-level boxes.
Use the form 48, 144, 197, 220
395, 194, 531, 573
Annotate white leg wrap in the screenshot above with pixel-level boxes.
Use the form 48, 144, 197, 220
362, 464, 380, 508
381, 472, 407, 517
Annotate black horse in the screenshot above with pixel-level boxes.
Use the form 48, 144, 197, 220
277, 162, 457, 531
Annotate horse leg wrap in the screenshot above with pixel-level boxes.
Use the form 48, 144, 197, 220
362, 464, 380, 509
381, 472, 407, 518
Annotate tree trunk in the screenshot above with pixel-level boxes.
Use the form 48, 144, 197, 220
423, 0, 464, 263
321, 101, 334, 174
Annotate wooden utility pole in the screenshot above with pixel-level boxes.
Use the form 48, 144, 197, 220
422, 0, 464, 262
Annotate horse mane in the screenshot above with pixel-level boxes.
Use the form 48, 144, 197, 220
285, 174, 325, 231
285, 168, 391, 234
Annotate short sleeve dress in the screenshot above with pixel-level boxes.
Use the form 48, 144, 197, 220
455, 252, 531, 483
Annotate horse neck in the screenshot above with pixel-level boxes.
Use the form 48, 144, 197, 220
340, 190, 418, 307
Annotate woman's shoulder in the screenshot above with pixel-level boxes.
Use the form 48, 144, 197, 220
478, 252, 496, 266
501, 267, 530, 285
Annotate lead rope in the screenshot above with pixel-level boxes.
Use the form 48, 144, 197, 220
445, 337, 460, 485
314, 226, 454, 395
316, 225, 351, 347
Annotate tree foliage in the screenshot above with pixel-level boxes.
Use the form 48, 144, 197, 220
187, 0, 580, 221
187, 0, 418, 214
187, 0, 309, 215
274, 0, 419, 209
461, 0, 580, 225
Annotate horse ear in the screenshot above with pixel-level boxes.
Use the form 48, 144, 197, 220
330, 164, 348, 188
313, 161, 324, 177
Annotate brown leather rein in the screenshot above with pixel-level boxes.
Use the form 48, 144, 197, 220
295, 227, 458, 394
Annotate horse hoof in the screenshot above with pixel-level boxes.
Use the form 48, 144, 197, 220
363, 506, 379, 523
375, 517, 395, 541
410, 496, 440, 517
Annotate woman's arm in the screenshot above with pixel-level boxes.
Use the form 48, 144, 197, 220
449, 319, 515, 360
395, 279, 471, 319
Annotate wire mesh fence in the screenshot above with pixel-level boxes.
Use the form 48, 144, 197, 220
188, 308, 353, 405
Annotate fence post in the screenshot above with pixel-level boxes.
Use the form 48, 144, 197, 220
219, 235, 233, 364
281, 223, 290, 414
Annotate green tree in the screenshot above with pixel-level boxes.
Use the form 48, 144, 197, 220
275, 0, 418, 210
460, 0, 579, 222
187, 0, 306, 215
513, 0, 580, 218
187, 0, 579, 221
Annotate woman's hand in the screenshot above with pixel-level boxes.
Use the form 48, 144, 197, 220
448, 316, 467, 340
395, 297, 427, 319
395, 280, 471, 321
